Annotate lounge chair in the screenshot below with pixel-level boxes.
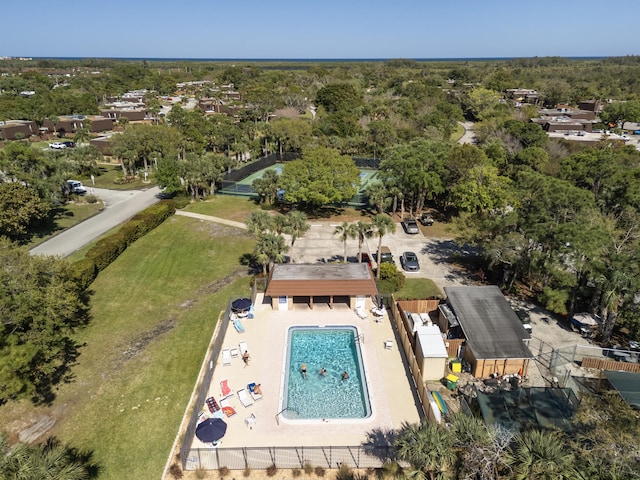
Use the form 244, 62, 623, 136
247, 382, 263, 401
220, 379, 233, 398
230, 348, 239, 358
237, 388, 254, 407
233, 317, 245, 333
220, 396, 237, 418
245, 413, 256, 427
239, 340, 248, 355
221, 349, 232, 366
206, 396, 220, 414
355, 307, 368, 319
384, 340, 393, 350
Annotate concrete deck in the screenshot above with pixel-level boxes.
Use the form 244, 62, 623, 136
190, 294, 422, 449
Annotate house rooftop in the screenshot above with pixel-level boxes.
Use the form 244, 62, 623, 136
444, 286, 533, 360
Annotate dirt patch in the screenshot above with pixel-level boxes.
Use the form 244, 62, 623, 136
122, 318, 176, 361
196, 268, 248, 296
272, 107, 302, 119
18, 415, 56, 443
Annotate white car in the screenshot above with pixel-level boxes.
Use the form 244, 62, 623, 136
50, 142, 66, 149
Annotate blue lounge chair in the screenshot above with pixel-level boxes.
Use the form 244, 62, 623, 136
233, 317, 245, 333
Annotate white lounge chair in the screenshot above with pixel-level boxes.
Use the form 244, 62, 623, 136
222, 349, 232, 366
230, 348, 239, 358
238, 340, 248, 356
245, 413, 256, 427
237, 388, 254, 407
355, 307, 368, 319
384, 340, 393, 350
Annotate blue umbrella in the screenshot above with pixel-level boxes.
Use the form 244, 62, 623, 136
196, 418, 227, 443
232, 298, 252, 311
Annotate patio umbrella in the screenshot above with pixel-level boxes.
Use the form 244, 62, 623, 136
232, 298, 252, 311
195, 418, 227, 443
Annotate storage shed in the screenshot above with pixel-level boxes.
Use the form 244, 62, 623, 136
414, 325, 448, 380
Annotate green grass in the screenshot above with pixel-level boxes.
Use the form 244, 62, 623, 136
86, 163, 152, 190
0, 215, 255, 480
185, 195, 261, 222
451, 123, 466, 142
396, 278, 443, 300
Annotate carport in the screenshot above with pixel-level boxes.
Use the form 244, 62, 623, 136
264, 264, 378, 311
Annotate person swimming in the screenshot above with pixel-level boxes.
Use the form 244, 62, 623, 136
301, 363, 308, 378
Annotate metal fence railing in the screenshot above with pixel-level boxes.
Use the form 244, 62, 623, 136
182, 445, 395, 471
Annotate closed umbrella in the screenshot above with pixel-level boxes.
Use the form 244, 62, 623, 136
195, 418, 227, 443
232, 298, 252, 312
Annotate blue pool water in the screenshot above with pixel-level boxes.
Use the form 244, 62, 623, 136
282, 326, 371, 420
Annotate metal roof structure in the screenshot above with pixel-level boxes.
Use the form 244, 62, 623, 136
605, 370, 640, 409
444, 286, 533, 360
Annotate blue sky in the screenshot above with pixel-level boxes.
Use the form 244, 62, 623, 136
2, 0, 638, 59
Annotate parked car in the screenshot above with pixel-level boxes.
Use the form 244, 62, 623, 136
401, 217, 420, 234
360, 253, 373, 269
400, 251, 420, 271
62, 141, 75, 148
418, 213, 434, 226
376, 246, 394, 264
50, 142, 66, 149
66, 180, 87, 194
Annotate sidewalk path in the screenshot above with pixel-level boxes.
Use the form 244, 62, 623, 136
174, 210, 247, 229
457, 121, 476, 144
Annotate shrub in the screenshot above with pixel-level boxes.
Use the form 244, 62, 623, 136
336, 463, 353, 480
194, 467, 206, 479
292, 467, 301, 477
315, 466, 326, 477
168, 463, 183, 479
218, 466, 230, 478
84, 194, 99, 204
72, 257, 97, 290
243, 466, 252, 477
266, 464, 278, 476
304, 462, 314, 475
377, 263, 405, 293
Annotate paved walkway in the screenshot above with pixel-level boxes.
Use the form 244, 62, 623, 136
457, 121, 476, 145
174, 210, 246, 229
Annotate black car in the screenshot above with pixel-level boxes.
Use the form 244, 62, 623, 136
401, 251, 420, 271
62, 141, 75, 148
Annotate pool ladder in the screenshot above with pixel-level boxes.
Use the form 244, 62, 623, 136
354, 334, 364, 344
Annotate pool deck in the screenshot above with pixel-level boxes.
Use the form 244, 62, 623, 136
190, 294, 422, 449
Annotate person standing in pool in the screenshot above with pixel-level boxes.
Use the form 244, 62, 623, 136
342, 371, 349, 381
319, 367, 327, 377
301, 363, 307, 379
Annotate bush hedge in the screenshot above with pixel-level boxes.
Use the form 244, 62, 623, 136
74, 201, 176, 289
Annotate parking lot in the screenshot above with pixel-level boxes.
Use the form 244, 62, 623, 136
288, 219, 594, 387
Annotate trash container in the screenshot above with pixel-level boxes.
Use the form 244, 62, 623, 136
450, 360, 462, 373
446, 374, 459, 391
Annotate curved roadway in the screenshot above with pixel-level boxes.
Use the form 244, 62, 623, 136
30, 186, 161, 258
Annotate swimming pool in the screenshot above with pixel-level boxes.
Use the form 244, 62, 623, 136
281, 326, 372, 420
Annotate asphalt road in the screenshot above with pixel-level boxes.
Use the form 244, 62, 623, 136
30, 186, 161, 257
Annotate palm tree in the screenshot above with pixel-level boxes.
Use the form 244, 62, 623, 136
395, 421, 456, 480
506, 429, 577, 480
246, 211, 274, 238
254, 233, 288, 274
285, 210, 310, 246
353, 221, 374, 262
364, 182, 388, 214
333, 221, 355, 263
372, 214, 396, 279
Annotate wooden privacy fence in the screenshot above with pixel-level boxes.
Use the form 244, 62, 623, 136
581, 356, 640, 373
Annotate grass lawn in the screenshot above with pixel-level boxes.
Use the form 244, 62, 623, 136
0, 216, 255, 480
396, 278, 444, 300
451, 122, 466, 142
86, 163, 152, 190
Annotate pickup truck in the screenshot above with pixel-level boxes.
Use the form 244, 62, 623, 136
418, 213, 434, 226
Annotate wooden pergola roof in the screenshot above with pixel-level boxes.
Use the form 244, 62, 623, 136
265, 264, 378, 297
